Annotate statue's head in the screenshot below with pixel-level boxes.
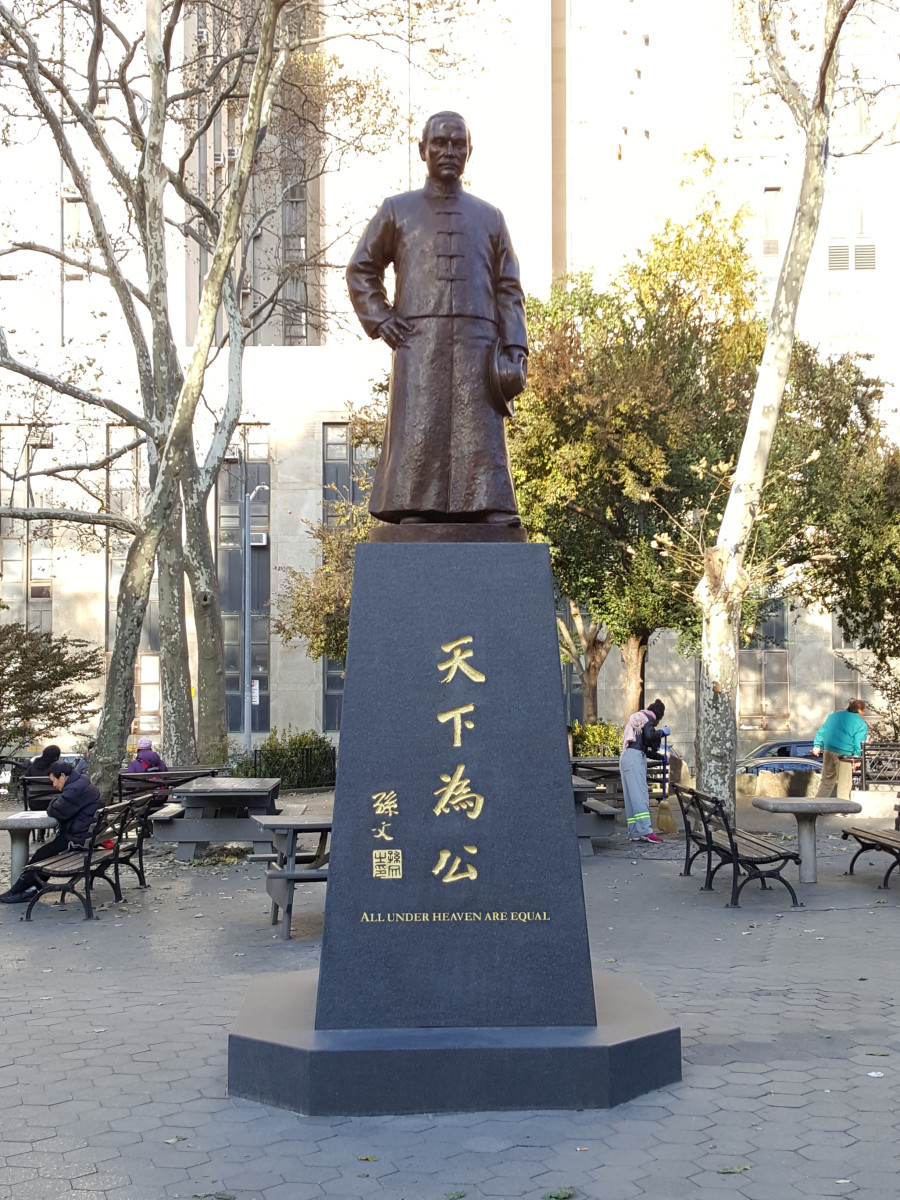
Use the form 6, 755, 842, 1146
419, 112, 471, 185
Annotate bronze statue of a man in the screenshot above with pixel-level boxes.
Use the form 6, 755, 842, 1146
346, 112, 527, 526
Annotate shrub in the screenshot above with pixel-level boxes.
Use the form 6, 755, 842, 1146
254, 726, 336, 789
571, 718, 622, 756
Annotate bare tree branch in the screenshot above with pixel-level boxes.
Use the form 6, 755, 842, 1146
758, 0, 812, 129
0, 242, 149, 305
816, 0, 860, 111
0, 506, 140, 534
85, 0, 104, 112
1, 437, 146, 482
0, 327, 154, 435
0, 3, 155, 411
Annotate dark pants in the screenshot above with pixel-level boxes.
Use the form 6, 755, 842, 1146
8, 833, 71, 893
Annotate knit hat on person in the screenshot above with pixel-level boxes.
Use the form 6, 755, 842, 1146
137, 737, 153, 750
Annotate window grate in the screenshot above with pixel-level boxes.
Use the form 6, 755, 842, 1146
828, 244, 850, 270
854, 243, 876, 270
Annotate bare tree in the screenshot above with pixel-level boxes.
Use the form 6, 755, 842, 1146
0, 0, 292, 793
694, 0, 900, 807
0, 0, 488, 783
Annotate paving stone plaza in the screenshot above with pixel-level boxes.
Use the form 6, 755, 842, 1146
2, 793, 899, 1200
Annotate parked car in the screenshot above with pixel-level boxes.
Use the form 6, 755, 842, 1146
736, 756, 822, 777
739, 739, 816, 764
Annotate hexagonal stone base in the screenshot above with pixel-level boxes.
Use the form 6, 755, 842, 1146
228, 969, 681, 1115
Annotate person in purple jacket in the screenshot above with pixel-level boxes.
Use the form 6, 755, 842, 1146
127, 737, 169, 774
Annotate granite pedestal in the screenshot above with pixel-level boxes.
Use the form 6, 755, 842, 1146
229, 968, 681, 1115
229, 542, 680, 1113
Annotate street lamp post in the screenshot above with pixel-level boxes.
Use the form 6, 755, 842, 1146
242, 479, 269, 752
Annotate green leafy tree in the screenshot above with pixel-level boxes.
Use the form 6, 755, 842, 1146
0, 621, 104, 757
509, 197, 761, 722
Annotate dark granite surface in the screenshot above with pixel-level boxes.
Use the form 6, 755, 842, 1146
230, 970, 682, 1115
315, 543, 596, 1030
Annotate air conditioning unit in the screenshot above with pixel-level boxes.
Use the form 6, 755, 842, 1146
241, 276, 252, 296
197, 27, 209, 45
250, 532, 269, 547
213, 152, 225, 169
227, 146, 238, 161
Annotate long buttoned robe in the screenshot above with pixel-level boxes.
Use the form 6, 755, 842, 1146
346, 179, 527, 521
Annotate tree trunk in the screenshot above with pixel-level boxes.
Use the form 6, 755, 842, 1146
620, 634, 647, 723
93, 530, 160, 799
557, 607, 613, 725
695, 546, 748, 812
693, 1, 841, 806
183, 465, 228, 762
157, 498, 197, 766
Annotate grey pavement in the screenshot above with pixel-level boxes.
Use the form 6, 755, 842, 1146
2, 790, 900, 1200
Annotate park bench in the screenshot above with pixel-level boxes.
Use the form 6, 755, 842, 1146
841, 789, 900, 889
24, 801, 127, 921
22, 790, 157, 921
672, 783, 803, 908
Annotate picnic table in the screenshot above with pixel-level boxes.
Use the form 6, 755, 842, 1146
150, 776, 280, 861
0, 811, 58, 880
117, 766, 225, 805
251, 812, 332, 940
751, 796, 862, 883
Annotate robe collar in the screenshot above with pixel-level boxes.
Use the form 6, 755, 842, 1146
424, 177, 464, 199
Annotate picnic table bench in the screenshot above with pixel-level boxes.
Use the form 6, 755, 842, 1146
572, 776, 616, 855
149, 776, 280, 861
251, 813, 332, 940
673, 783, 803, 908
841, 790, 900, 889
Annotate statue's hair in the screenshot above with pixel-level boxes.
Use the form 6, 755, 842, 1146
421, 111, 470, 144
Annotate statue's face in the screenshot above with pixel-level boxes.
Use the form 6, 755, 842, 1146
419, 117, 470, 184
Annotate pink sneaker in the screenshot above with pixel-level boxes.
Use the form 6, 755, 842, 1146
641, 832, 663, 843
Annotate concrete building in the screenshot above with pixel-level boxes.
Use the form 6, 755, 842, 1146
1, 0, 897, 762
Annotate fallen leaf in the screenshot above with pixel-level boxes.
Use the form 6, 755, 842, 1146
165, 1136, 187, 1144
866, 1051, 889, 1056
867, 1071, 884, 1077
717, 1165, 750, 1174
358, 1155, 379, 1162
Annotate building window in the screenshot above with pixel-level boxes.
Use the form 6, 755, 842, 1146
828, 244, 850, 270
320, 423, 368, 728
28, 538, 53, 633
739, 599, 789, 730
216, 425, 271, 736
323, 657, 344, 732
831, 614, 874, 709
134, 653, 161, 734
762, 186, 781, 257
282, 178, 308, 346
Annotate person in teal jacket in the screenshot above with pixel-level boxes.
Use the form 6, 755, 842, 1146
812, 699, 868, 799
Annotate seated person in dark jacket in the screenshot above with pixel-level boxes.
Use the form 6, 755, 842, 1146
0, 761, 102, 903
18, 743, 62, 811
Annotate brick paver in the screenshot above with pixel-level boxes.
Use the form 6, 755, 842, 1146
1, 794, 899, 1199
